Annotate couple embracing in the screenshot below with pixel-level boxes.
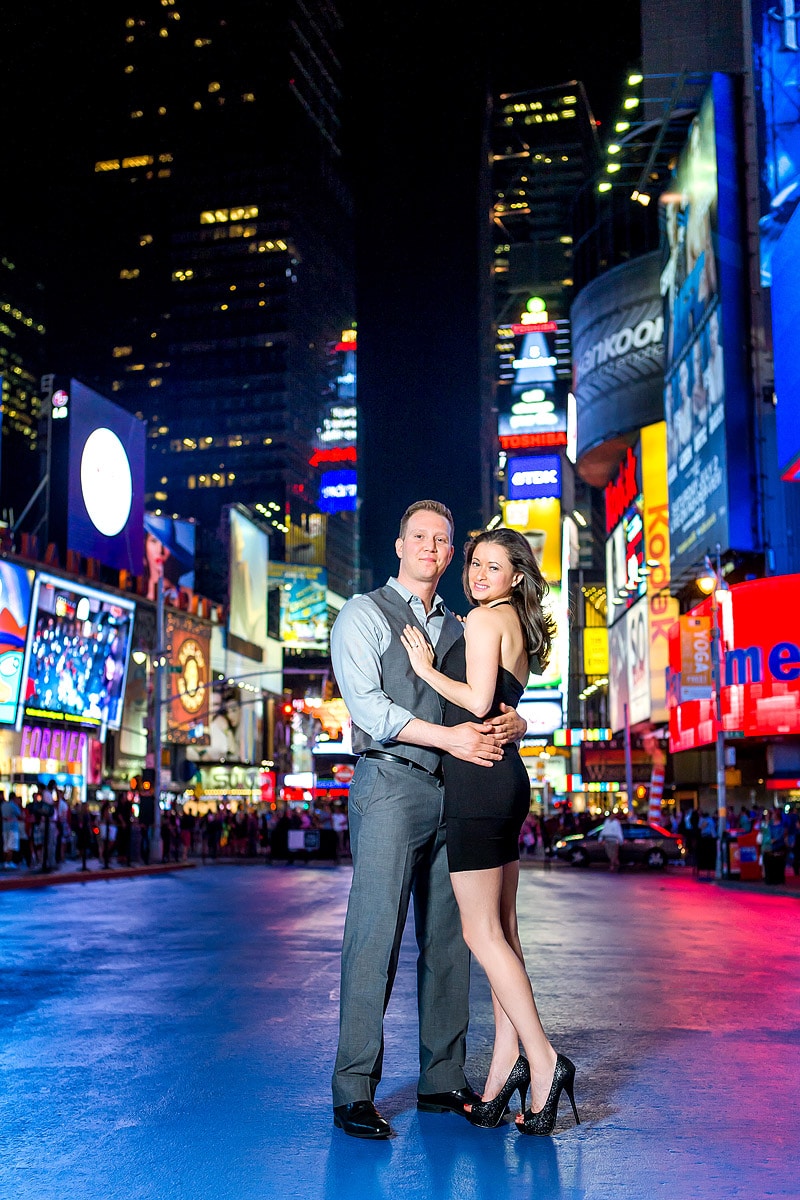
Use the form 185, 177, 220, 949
330, 500, 580, 1139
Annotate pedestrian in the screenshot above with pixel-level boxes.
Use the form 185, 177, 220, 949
401, 526, 578, 1136
54, 788, 70, 863
1, 790, 22, 869
519, 811, 538, 858
599, 811, 624, 872
696, 811, 717, 876
329, 499, 525, 1140
99, 798, 117, 869
331, 804, 349, 860
76, 802, 93, 871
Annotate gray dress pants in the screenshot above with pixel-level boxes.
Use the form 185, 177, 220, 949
331, 756, 470, 1106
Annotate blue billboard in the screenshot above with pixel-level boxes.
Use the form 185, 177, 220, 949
319, 469, 358, 513
660, 75, 753, 581
507, 454, 561, 501
752, 0, 800, 286
770, 202, 800, 480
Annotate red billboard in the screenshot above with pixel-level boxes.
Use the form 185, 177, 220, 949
668, 575, 800, 750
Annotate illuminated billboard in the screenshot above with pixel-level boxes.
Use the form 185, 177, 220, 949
19, 573, 135, 731
660, 76, 753, 580
507, 454, 561, 501
165, 611, 211, 745
143, 514, 196, 603
228, 507, 269, 654
0, 561, 35, 726
319, 469, 358, 513
268, 563, 328, 651
668, 575, 800, 750
769, 205, 800, 481
49, 380, 146, 575
501, 498, 562, 585
752, 0, 800, 286
571, 252, 665, 485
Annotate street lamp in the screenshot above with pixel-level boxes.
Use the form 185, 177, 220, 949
702, 545, 730, 879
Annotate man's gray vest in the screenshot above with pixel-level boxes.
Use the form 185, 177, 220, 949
350, 584, 464, 772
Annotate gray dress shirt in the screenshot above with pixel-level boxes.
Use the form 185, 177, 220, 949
330, 577, 450, 744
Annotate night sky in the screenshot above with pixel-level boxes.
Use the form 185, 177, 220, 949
2, 1, 641, 609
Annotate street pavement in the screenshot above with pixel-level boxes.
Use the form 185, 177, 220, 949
0, 861, 798, 1200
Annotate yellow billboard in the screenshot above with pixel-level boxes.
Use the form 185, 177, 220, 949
640, 421, 679, 723
501, 497, 562, 584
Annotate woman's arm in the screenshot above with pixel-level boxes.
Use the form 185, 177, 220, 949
400, 608, 502, 718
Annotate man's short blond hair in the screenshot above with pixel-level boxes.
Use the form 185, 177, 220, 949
398, 500, 455, 541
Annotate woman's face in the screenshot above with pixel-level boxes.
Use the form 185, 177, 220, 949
145, 533, 166, 578
467, 542, 519, 605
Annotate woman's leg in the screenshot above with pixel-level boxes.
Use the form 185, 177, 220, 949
451, 865, 557, 1112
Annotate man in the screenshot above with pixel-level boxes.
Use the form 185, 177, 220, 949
330, 500, 526, 1139
599, 811, 624, 872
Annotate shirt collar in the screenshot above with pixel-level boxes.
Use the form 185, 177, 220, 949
387, 576, 446, 616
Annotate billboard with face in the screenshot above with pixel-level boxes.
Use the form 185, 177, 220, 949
143, 514, 196, 603
660, 77, 752, 580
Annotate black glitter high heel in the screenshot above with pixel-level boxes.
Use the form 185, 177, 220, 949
466, 1056, 530, 1128
516, 1054, 580, 1136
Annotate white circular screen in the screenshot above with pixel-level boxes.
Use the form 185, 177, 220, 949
80, 427, 133, 537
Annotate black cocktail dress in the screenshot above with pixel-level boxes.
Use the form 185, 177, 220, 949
440, 636, 531, 872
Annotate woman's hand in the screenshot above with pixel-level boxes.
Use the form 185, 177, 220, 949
400, 625, 434, 677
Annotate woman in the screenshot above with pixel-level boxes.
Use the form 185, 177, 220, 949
401, 528, 579, 1136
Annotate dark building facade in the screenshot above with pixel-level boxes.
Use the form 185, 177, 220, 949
0, 253, 46, 527
82, 0, 356, 600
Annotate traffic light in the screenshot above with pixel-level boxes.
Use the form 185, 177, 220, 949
634, 784, 648, 802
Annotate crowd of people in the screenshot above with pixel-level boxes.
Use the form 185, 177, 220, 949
0, 787, 352, 873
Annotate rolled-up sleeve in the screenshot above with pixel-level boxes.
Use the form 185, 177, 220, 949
330, 597, 416, 742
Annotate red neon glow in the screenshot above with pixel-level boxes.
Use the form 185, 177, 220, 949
335, 341, 357, 352
499, 432, 568, 450
511, 322, 558, 334
309, 446, 357, 468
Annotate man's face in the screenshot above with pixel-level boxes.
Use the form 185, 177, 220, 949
395, 511, 454, 590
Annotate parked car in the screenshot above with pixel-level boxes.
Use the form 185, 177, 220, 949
554, 821, 685, 870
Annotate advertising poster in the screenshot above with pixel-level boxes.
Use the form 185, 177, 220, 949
20, 574, 135, 731
268, 563, 328, 651
660, 87, 730, 578
65, 381, 146, 575
501, 498, 562, 584
570, 252, 665, 471
228, 507, 269, 651
143, 514, 196, 603
752, 0, 800, 286
583, 626, 609, 677
165, 611, 211, 745
679, 615, 713, 700
0, 561, 34, 726
639, 421, 680, 721
609, 599, 651, 733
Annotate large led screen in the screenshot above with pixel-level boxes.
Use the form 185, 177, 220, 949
228, 508, 269, 651
19, 573, 136, 731
0, 561, 35, 726
752, 0, 800, 286
65, 381, 146, 575
268, 563, 328, 651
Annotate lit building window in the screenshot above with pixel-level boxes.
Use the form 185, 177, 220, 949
124, 64, 134, 74
125, 17, 135, 26
126, 363, 146, 372
208, 81, 221, 92
131, 110, 144, 119
139, 233, 153, 246
158, 169, 171, 178
148, 377, 162, 388
158, 107, 167, 116
95, 159, 121, 172
188, 475, 196, 488
194, 37, 211, 47
172, 268, 194, 282
113, 345, 133, 358
119, 268, 141, 280
193, 101, 202, 111
159, 153, 173, 163
154, 492, 168, 501
159, 28, 168, 37
242, 93, 255, 102
122, 155, 153, 168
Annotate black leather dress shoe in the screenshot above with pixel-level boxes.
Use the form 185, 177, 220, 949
416, 1085, 482, 1117
333, 1100, 392, 1139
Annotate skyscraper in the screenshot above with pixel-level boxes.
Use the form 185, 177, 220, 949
83, 0, 355, 597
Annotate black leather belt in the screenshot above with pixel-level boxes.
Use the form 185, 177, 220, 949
362, 749, 441, 779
